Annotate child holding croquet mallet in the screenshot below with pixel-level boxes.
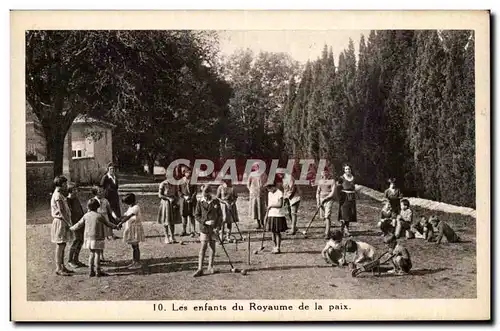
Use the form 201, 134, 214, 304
265, 181, 288, 254
384, 234, 412, 275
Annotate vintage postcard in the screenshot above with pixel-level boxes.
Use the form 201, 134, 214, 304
11, 10, 490, 321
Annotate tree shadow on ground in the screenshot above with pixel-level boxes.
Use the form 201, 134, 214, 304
249, 264, 332, 272
373, 267, 448, 278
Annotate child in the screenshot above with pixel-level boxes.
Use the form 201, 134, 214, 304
266, 181, 288, 254
283, 172, 301, 235
119, 193, 145, 268
247, 162, 267, 229
384, 178, 404, 216
378, 199, 394, 236
51, 175, 75, 276
321, 230, 344, 266
394, 199, 414, 239
429, 216, 461, 244
179, 167, 198, 237
66, 182, 86, 268
316, 170, 335, 239
92, 186, 118, 262
193, 184, 222, 277
384, 234, 412, 275
70, 198, 119, 277
157, 175, 181, 244
344, 239, 376, 266
216, 179, 239, 242
411, 217, 434, 241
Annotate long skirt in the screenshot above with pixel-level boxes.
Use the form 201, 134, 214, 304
106, 191, 122, 218
157, 198, 182, 225
339, 195, 357, 223
249, 195, 266, 220
220, 201, 239, 224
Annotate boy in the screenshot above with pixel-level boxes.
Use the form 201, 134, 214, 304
429, 216, 460, 244
92, 186, 118, 262
321, 230, 344, 266
66, 182, 85, 268
378, 199, 394, 236
316, 170, 336, 239
394, 199, 414, 239
344, 239, 376, 266
193, 185, 222, 277
384, 234, 412, 275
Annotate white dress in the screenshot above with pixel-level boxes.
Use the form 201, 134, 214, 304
123, 204, 145, 244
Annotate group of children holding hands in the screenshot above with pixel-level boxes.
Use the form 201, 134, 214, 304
50, 175, 145, 277
49, 166, 461, 279
321, 178, 462, 276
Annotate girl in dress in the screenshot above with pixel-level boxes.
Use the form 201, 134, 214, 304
92, 186, 118, 262
119, 193, 145, 269
50, 175, 74, 276
70, 198, 119, 277
338, 163, 358, 236
265, 181, 288, 254
216, 179, 239, 242
247, 162, 267, 229
384, 178, 404, 217
283, 172, 301, 235
157, 174, 181, 244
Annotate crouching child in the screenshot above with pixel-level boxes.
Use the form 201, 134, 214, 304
344, 239, 376, 267
429, 216, 460, 244
193, 184, 222, 277
384, 234, 412, 275
321, 230, 344, 266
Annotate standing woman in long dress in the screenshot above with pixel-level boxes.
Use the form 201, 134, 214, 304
157, 173, 181, 244
338, 163, 358, 236
100, 162, 121, 225
247, 162, 267, 229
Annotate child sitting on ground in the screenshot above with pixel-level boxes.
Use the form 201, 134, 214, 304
193, 184, 222, 277
384, 234, 412, 275
429, 216, 461, 244
384, 178, 404, 216
411, 216, 434, 241
378, 199, 394, 236
344, 238, 376, 266
321, 230, 344, 266
394, 199, 414, 239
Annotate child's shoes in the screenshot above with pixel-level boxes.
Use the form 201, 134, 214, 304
96, 270, 109, 277
192, 269, 203, 277
206, 267, 218, 275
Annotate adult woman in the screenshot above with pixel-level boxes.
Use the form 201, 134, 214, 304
100, 162, 121, 224
283, 172, 301, 235
247, 162, 267, 229
338, 163, 358, 236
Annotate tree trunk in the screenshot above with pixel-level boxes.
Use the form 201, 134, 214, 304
45, 131, 66, 178
147, 155, 156, 179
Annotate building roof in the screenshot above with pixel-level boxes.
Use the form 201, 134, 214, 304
72, 115, 116, 128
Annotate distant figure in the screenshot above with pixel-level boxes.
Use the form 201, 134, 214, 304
378, 199, 395, 236
395, 199, 414, 239
157, 173, 181, 244
265, 181, 288, 254
384, 178, 404, 217
66, 182, 85, 268
247, 162, 267, 229
216, 179, 239, 242
384, 234, 412, 275
100, 162, 121, 241
429, 216, 461, 244
179, 167, 198, 237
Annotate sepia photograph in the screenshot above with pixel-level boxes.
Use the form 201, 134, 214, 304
12, 10, 490, 321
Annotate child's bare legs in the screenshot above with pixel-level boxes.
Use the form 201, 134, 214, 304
276, 232, 282, 252
290, 204, 298, 234
188, 216, 196, 237
168, 224, 177, 243
193, 240, 208, 277
207, 240, 216, 273
181, 217, 188, 236
88, 250, 96, 277
95, 249, 108, 276
55, 243, 70, 275
128, 243, 141, 268
164, 225, 171, 243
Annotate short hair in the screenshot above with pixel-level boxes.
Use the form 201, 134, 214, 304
53, 175, 68, 187
328, 230, 343, 241
91, 185, 102, 196
122, 193, 136, 205
87, 198, 100, 211
342, 163, 353, 172
107, 162, 115, 169
67, 182, 77, 193
400, 199, 410, 207
429, 215, 439, 223
388, 178, 397, 184
201, 184, 212, 194
344, 239, 357, 253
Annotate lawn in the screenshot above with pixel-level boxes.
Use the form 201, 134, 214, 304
26, 189, 476, 301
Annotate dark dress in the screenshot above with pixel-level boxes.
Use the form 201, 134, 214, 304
67, 196, 85, 240
100, 174, 121, 218
178, 177, 197, 217
338, 175, 357, 223
384, 188, 404, 216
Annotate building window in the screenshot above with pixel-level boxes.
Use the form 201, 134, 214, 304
72, 139, 94, 159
